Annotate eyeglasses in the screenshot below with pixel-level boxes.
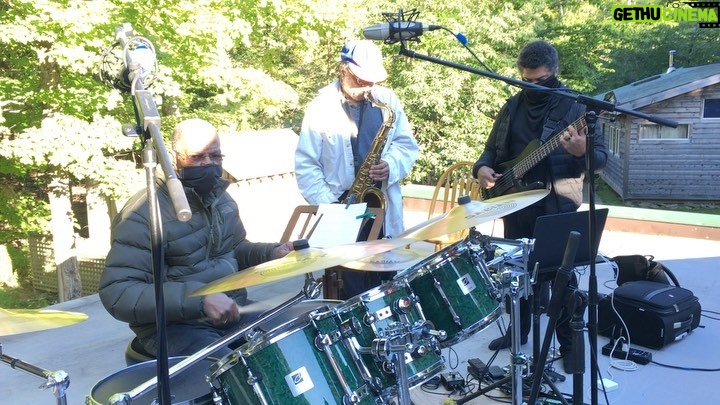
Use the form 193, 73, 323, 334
177, 152, 225, 163
344, 68, 375, 88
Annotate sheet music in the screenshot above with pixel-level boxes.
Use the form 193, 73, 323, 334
308, 203, 367, 248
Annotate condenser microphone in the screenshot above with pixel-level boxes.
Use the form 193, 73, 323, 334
363, 21, 441, 42
99, 23, 158, 92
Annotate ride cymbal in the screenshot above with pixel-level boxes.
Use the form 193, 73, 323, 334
190, 237, 414, 296
342, 249, 428, 271
397, 189, 550, 241
0, 308, 88, 336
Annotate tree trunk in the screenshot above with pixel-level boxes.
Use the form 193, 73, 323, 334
48, 178, 82, 302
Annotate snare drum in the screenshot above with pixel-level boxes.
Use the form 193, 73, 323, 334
87, 356, 215, 405
210, 300, 377, 405
395, 238, 503, 347
325, 281, 444, 399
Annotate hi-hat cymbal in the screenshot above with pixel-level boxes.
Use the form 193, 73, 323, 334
342, 249, 428, 271
190, 237, 414, 296
0, 308, 88, 336
397, 189, 550, 241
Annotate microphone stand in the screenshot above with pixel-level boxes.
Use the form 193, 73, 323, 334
125, 60, 191, 405
527, 231, 579, 405
388, 28, 678, 405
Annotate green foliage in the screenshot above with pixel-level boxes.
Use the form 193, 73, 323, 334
0, 0, 717, 251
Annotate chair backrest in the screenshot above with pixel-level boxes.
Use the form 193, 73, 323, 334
280, 205, 384, 243
427, 161, 480, 219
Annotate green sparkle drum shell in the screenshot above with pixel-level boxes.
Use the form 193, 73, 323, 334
396, 239, 503, 347
329, 281, 445, 398
210, 300, 375, 405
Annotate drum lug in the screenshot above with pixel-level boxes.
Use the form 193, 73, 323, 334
432, 278, 462, 326
314, 333, 332, 351
392, 296, 413, 315
363, 312, 376, 326
339, 317, 362, 338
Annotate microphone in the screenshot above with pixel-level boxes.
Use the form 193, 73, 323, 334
363, 21, 441, 42
99, 23, 158, 92
546, 231, 581, 318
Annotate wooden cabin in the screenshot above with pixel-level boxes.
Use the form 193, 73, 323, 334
597, 63, 720, 201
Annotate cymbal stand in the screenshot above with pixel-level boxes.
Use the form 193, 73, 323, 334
1, 343, 70, 405
108, 277, 322, 405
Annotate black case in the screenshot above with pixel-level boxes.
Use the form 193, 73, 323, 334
598, 280, 701, 349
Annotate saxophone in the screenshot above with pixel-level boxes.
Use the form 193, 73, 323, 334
342, 92, 395, 210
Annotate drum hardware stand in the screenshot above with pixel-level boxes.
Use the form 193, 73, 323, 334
1, 343, 70, 405
456, 262, 533, 405
107, 277, 322, 405
359, 320, 440, 405
527, 231, 581, 405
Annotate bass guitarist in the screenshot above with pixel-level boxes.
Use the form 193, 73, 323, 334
472, 40, 607, 373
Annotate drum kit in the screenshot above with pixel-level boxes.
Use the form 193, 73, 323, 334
1, 189, 548, 405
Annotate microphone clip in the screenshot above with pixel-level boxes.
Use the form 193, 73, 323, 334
380, 8, 422, 44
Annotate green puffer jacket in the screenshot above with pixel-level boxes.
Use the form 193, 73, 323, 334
99, 176, 279, 339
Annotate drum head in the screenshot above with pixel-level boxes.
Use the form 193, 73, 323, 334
89, 357, 215, 405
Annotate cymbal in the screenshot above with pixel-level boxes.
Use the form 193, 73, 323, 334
190, 237, 414, 296
397, 189, 550, 241
342, 249, 428, 271
0, 308, 88, 336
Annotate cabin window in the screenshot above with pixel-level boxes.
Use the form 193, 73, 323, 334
602, 122, 623, 156
639, 123, 689, 140
703, 98, 720, 118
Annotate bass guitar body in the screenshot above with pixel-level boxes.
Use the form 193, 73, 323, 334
479, 139, 546, 200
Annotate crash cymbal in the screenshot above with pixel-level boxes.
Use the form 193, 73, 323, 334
0, 308, 88, 336
342, 249, 428, 271
190, 237, 414, 296
397, 189, 550, 241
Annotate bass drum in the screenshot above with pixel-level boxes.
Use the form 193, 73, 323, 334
210, 300, 378, 405
395, 238, 503, 347
87, 356, 215, 405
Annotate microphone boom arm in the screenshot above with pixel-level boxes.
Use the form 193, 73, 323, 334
397, 46, 677, 127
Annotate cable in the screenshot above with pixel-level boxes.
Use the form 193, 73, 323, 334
649, 360, 720, 372
606, 336, 639, 372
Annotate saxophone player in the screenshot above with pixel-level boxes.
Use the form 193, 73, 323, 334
295, 39, 419, 299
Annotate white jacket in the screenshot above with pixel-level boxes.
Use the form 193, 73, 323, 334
295, 80, 419, 237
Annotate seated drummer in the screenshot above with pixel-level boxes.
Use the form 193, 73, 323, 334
99, 118, 294, 359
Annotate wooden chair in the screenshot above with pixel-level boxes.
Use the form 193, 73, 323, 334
280, 204, 384, 299
425, 161, 481, 252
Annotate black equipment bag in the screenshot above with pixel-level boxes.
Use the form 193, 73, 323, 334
598, 280, 701, 349
612, 254, 680, 287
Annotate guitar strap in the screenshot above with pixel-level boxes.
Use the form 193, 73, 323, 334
540, 96, 574, 142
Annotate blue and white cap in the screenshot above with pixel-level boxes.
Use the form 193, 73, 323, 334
340, 40, 388, 83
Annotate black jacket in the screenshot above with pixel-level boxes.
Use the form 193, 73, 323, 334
473, 91, 607, 213
99, 176, 278, 339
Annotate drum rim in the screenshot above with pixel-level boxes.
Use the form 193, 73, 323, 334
89, 356, 216, 404
332, 279, 408, 312
395, 239, 471, 280
241, 301, 340, 356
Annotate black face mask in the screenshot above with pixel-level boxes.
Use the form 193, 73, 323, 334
178, 165, 223, 196
523, 75, 560, 104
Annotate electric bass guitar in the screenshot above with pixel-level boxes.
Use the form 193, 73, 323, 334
480, 116, 587, 200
